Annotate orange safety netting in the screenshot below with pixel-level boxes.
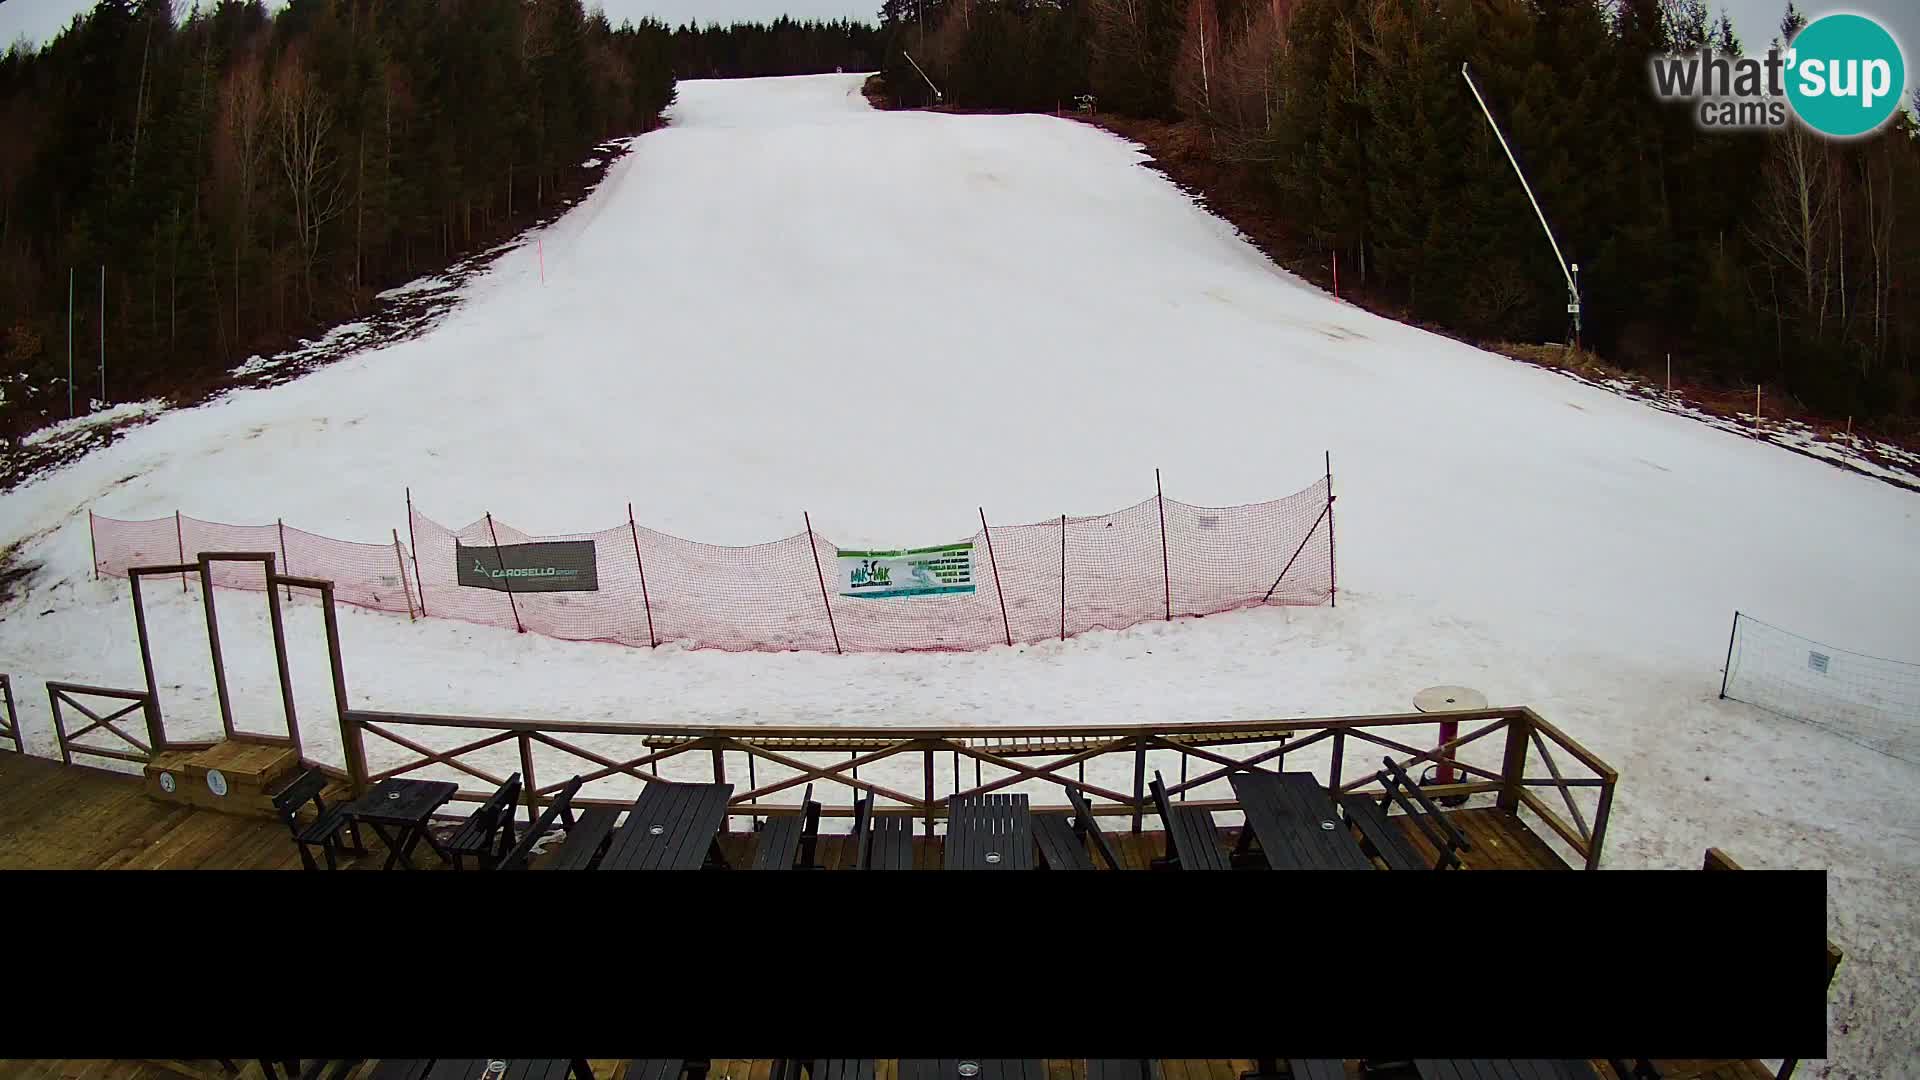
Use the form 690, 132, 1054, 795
90, 476, 1334, 654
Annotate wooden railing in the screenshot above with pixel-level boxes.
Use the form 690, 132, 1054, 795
0, 674, 20, 754
46, 681, 163, 767
332, 704, 1620, 868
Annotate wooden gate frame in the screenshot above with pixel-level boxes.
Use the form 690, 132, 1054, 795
0, 673, 21, 753
127, 552, 352, 762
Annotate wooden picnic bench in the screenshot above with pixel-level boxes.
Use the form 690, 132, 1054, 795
945, 793, 1034, 869
444, 773, 522, 870
1149, 770, 1230, 870
599, 779, 734, 871
371, 1061, 593, 1080
1088, 1061, 1154, 1080
1032, 787, 1123, 870
1242, 1060, 1344, 1080
1340, 758, 1472, 871
751, 783, 824, 870
1409, 1061, 1600, 1080
850, 795, 913, 870
623, 1060, 708, 1080
900, 1062, 1047, 1080
771, 1061, 874, 1080
1229, 770, 1373, 870
270, 769, 364, 871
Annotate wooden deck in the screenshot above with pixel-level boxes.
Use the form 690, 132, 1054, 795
2, 1060, 1777, 1080
0, 751, 1570, 872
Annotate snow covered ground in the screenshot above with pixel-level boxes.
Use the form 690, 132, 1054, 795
0, 74, 1915, 1074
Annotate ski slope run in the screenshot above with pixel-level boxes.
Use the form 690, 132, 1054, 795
1, 75, 1915, 1074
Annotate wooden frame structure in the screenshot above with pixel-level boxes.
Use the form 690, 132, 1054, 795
0, 673, 20, 753
87, 554, 1620, 870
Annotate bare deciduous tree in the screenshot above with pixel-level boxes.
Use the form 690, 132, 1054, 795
274, 56, 348, 315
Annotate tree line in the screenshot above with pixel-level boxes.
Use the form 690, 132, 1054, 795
0, 2, 878, 441
876, 0, 1920, 427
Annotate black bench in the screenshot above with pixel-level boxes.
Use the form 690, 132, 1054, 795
850, 795, 914, 870
900, 1062, 1046, 1080
1149, 770, 1230, 870
1366, 1061, 1600, 1080
446, 773, 522, 870
752, 784, 824, 870
771, 1062, 874, 1080
271, 769, 364, 871
1034, 787, 1123, 870
1340, 758, 1472, 871
1089, 1062, 1153, 1080
495, 776, 586, 870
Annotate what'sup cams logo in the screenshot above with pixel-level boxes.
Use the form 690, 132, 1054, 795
1650, 11, 1906, 137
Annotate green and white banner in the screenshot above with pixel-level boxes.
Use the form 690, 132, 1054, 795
838, 542, 975, 599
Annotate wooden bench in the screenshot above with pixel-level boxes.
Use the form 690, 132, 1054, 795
1341, 758, 1471, 871
751, 783, 824, 870
1088, 1062, 1153, 1080
772, 1062, 874, 1080
1033, 787, 1123, 870
624, 1060, 708, 1080
1149, 770, 1230, 870
850, 795, 914, 870
446, 772, 522, 870
1241, 1061, 1343, 1080
271, 769, 363, 872
496, 776, 582, 871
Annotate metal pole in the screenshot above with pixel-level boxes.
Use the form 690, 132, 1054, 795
1461, 63, 1579, 338
485, 511, 524, 633
393, 529, 416, 621
88, 510, 98, 580
175, 510, 187, 592
99, 264, 106, 403
405, 487, 426, 616
277, 519, 291, 601
1719, 611, 1740, 699
1156, 469, 1171, 621
804, 511, 841, 655
1058, 513, 1067, 642
979, 508, 1012, 647
1325, 451, 1337, 608
903, 49, 943, 103
629, 502, 657, 648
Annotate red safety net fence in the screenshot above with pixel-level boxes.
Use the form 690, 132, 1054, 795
90, 474, 1334, 654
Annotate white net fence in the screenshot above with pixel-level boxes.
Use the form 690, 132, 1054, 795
1721, 611, 1920, 765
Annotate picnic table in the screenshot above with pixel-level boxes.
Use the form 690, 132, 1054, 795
944, 793, 1034, 870
900, 1062, 1047, 1080
598, 779, 734, 870
343, 778, 460, 870
1228, 770, 1373, 870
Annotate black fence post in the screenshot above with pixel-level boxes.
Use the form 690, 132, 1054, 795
1719, 611, 1740, 699
1325, 451, 1337, 608
629, 502, 657, 648
804, 512, 842, 655
406, 487, 427, 617
486, 511, 525, 633
1156, 468, 1171, 621
1058, 513, 1067, 642
979, 508, 1012, 647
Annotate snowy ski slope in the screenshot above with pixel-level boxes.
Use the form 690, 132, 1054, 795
0, 75, 1914, 1073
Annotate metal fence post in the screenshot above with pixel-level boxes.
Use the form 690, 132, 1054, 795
979, 508, 1011, 647
278, 518, 292, 601
1156, 469, 1171, 621
1325, 451, 1337, 608
1719, 611, 1740, 699
804, 511, 842, 655
174, 510, 187, 592
629, 502, 657, 648
1058, 513, 1067, 642
485, 511, 524, 633
88, 510, 98, 580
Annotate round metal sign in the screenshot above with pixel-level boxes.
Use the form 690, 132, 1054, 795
206, 769, 229, 797
158, 771, 177, 794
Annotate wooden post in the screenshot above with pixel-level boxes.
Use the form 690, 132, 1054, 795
277, 519, 292, 601
129, 573, 166, 752
198, 557, 237, 740
174, 510, 187, 592
1586, 773, 1614, 870
319, 583, 365, 795
1131, 742, 1147, 833
629, 502, 657, 648
262, 554, 302, 754
405, 487, 427, 616
979, 508, 1012, 647
1497, 711, 1532, 813
485, 512, 524, 633
393, 530, 416, 621
1325, 451, 1337, 608
1156, 469, 1171, 621
1330, 730, 1345, 793
519, 732, 540, 827
924, 749, 936, 839
1058, 513, 1067, 642
804, 512, 841, 655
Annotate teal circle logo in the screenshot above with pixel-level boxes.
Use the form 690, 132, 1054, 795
1786, 13, 1906, 137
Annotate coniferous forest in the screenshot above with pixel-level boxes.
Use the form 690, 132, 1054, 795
874, 0, 1920, 432
0, 2, 875, 441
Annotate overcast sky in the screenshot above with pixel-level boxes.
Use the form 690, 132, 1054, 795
1, 0, 1912, 97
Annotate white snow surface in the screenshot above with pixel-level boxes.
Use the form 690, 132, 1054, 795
0, 74, 1916, 1073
